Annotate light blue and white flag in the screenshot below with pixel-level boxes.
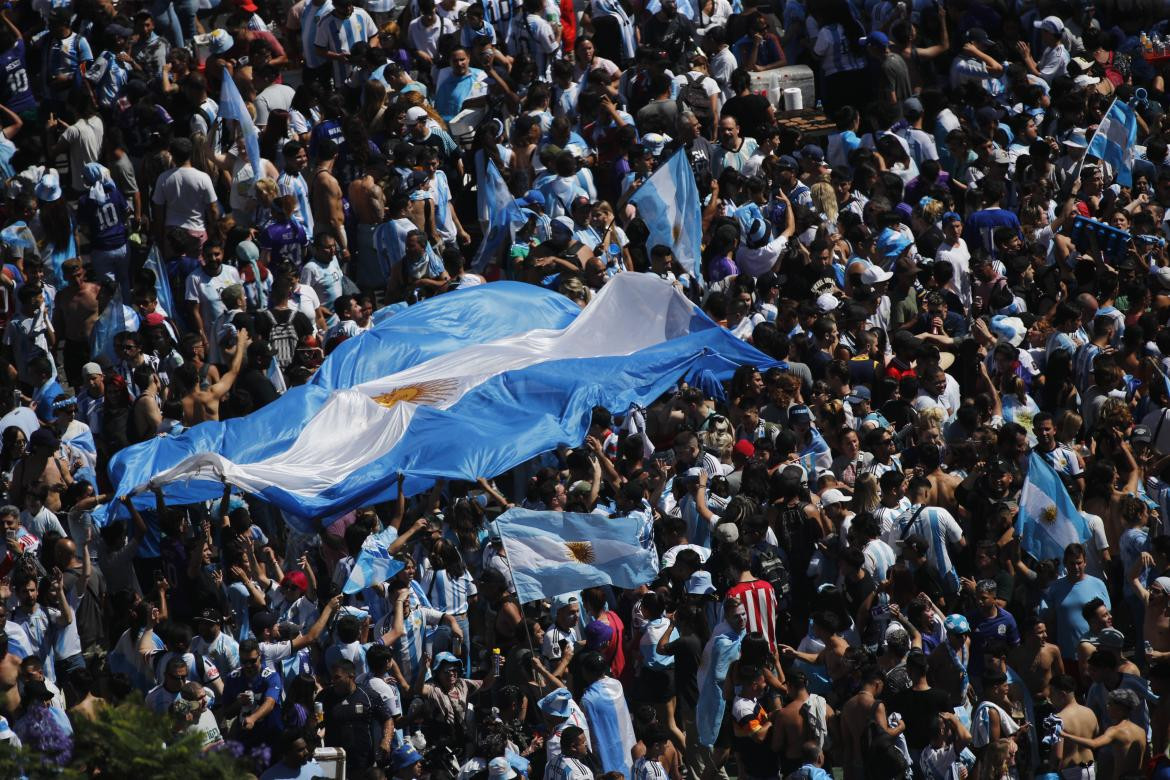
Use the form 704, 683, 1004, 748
471, 160, 525, 272
107, 276, 771, 530
89, 291, 127, 364
494, 508, 659, 604
218, 66, 262, 183
1086, 98, 1138, 187
1016, 452, 1091, 562
581, 676, 637, 777
628, 149, 703, 283
343, 526, 403, 594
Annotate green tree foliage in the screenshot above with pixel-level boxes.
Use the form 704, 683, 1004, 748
0, 698, 251, 780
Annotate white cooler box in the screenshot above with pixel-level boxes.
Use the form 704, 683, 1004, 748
313, 747, 347, 779
749, 65, 816, 110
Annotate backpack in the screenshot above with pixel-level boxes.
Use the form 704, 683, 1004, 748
679, 73, 714, 134
266, 309, 300, 370
753, 545, 791, 608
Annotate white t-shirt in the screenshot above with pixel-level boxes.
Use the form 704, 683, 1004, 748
408, 15, 457, 60
153, 166, 219, 232
184, 265, 242, 337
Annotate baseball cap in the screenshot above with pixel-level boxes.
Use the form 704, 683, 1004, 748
686, 570, 716, 595
876, 228, 913, 259
816, 292, 840, 313
551, 593, 579, 615
944, 614, 971, 634
788, 404, 812, 423
643, 132, 672, 155
406, 106, 429, 122
520, 189, 546, 209
1132, 425, 1154, 445
861, 31, 889, 48
965, 28, 991, 46
107, 23, 133, 38
392, 745, 425, 771
861, 265, 894, 285
1074, 74, 1100, 88
433, 651, 461, 670
800, 144, 825, 162
942, 211, 962, 224
1034, 15, 1064, 35
992, 148, 1012, 165
489, 757, 518, 780
732, 439, 755, 458
820, 488, 848, 506
281, 571, 308, 591
845, 386, 872, 404
82, 362, 103, 378
713, 522, 740, 545
551, 216, 576, 235
903, 97, 924, 117
193, 607, 222, 624
776, 154, 798, 171
144, 312, 166, 327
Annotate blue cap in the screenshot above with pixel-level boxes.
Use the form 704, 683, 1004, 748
845, 386, 871, 403
861, 31, 890, 48
942, 211, 962, 224
392, 744, 424, 770
551, 593, 579, 615
432, 651, 461, 669
788, 404, 811, 421
944, 614, 971, 634
686, 570, 716, 595
521, 189, 546, 209
537, 687, 575, 718
800, 143, 825, 161
876, 228, 914, 259
776, 154, 798, 170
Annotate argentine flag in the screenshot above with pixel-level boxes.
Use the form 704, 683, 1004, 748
471, 161, 526, 272
495, 508, 659, 604
107, 275, 770, 530
628, 149, 703, 283
343, 526, 403, 594
1086, 98, 1138, 187
218, 66, 262, 184
1016, 452, 1091, 562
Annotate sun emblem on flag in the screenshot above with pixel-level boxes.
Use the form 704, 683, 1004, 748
371, 379, 460, 409
564, 541, 596, 564
1041, 504, 1058, 524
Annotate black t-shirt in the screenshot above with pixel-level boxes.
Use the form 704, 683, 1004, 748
887, 687, 951, 750
720, 94, 772, 141
317, 685, 390, 770
663, 633, 703, 711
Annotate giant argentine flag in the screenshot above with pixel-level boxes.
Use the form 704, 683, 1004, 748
108, 275, 771, 530
495, 508, 659, 604
628, 149, 703, 283
1016, 452, 1092, 562
1086, 98, 1138, 187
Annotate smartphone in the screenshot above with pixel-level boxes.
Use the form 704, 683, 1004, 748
653, 449, 676, 466
870, 604, 891, 619
5, 530, 16, 543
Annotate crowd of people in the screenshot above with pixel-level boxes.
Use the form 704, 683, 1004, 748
7, 0, 1170, 778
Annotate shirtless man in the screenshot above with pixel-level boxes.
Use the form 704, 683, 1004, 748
1061, 688, 1146, 780
347, 159, 386, 284
771, 670, 834, 778
11, 428, 72, 512
0, 635, 18, 715
1010, 616, 1064, 703
310, 140, 347, 263
1077, 598, 1116, 679
920, 442, 961, 515
176, 328, 250, 425
927, 615, 972, 708
1050, 674, 1100, 780
780, 611, 851, 701
53, 258, 101, 388
838, 666, 904, 780
1129, 556, 1170, 661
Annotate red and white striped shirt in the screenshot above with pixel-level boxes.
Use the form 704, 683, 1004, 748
726, 578, 777, 653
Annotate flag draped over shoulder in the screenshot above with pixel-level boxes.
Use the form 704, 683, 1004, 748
1016, 452, 1091, 562
493, 508, 659, 604
105, 276, 772, 531
628, 149, 703, 282
471, 160, 525, 272
1086, 98, 1138, 187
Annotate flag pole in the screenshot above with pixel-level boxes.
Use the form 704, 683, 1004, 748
493, 513, 545, 692
1073, 97, 1119, 185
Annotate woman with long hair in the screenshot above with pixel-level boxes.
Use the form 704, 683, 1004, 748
258, 109, 292, 164
420, 537, 475, 672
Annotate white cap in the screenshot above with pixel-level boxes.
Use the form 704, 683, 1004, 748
821, 488, 848, 506
1034, 15, 1064, 35
815, 292, 840, 313
1074, 74, 1100, 88
405, 106, 429, 122
861, 265, 893, 285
